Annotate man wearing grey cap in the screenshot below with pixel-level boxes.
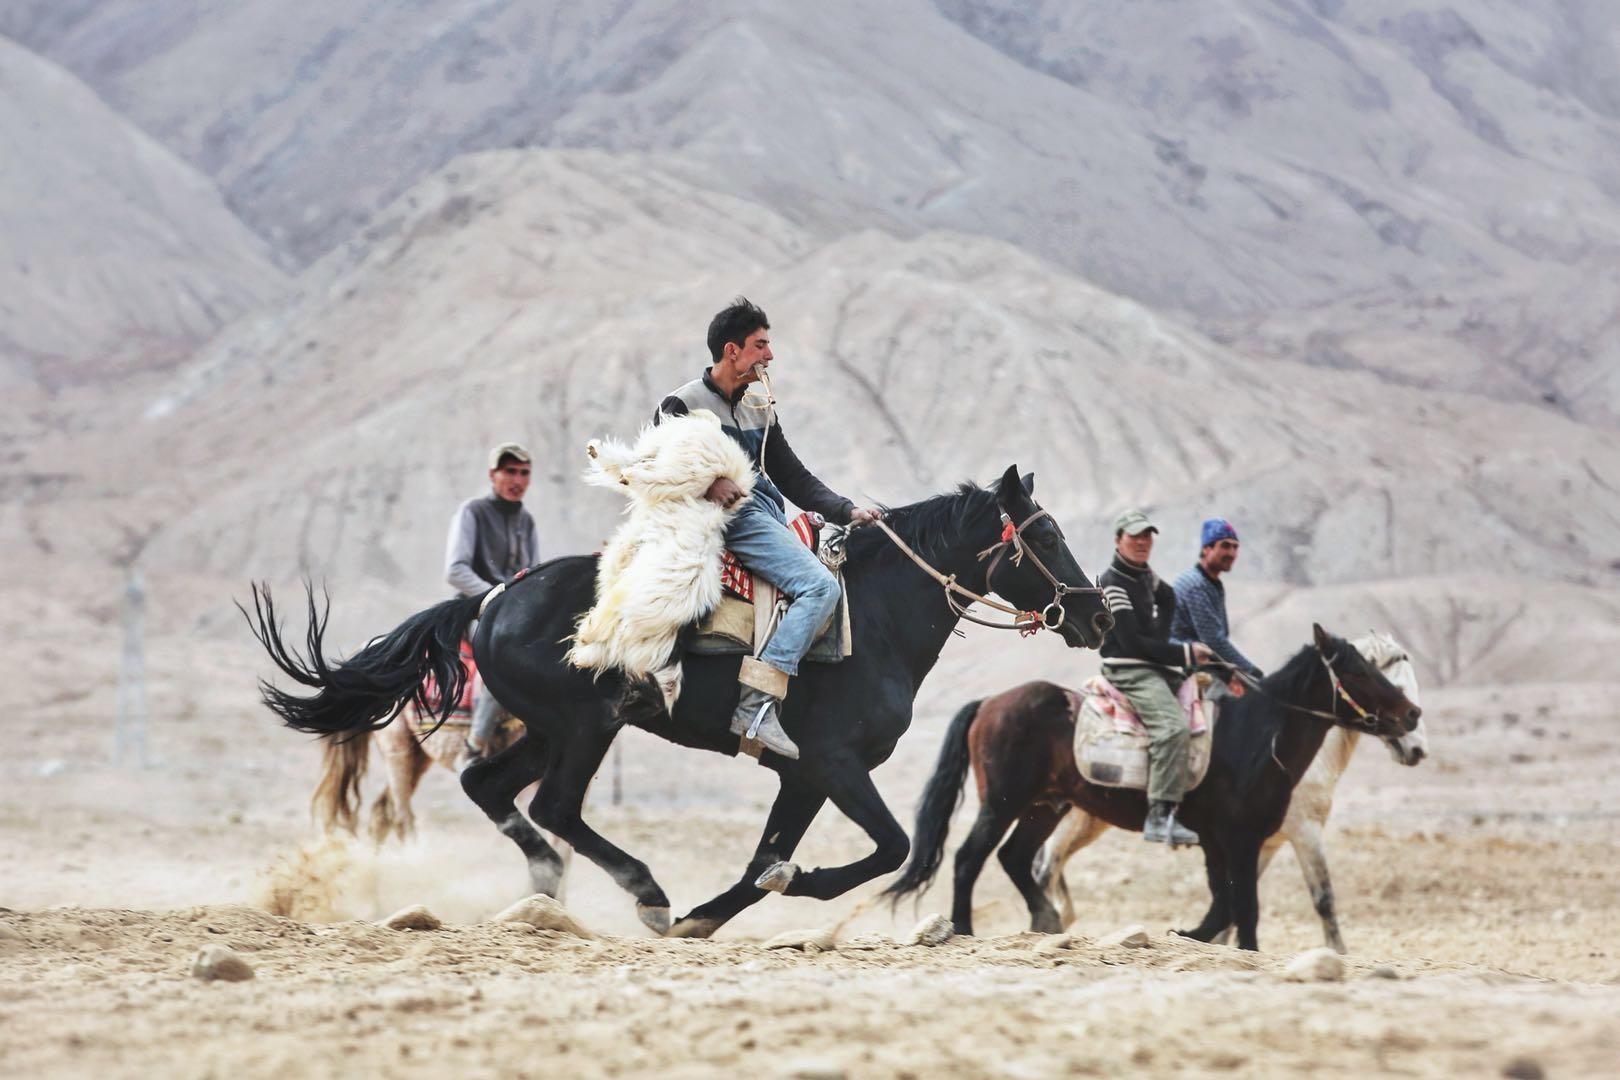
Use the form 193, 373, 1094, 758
1099, 509, 1213, 846
445, 442, 540, 762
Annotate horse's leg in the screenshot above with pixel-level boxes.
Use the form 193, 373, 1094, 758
367, 723, 421, 845
527, 712, 671, 933
1211, 833, 1282, 946
1287, 822, 1346, 953
1037, 808, 1110, 929
939, 802, 1016, 936
1227, 833, 1265, 951
459, 734, 566, 898
1175, 841, 1232, 942
666, 776, 826, 939
761, 759, 910, 905
395, 736, 432, 839
996, 803, 1067, 934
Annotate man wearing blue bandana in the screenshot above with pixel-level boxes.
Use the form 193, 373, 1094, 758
1171, 518, 1263, 690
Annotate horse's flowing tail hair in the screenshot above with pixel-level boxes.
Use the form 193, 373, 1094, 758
884, 698, 982, 904
311, 731, 370, 834
241, 582, 482, 738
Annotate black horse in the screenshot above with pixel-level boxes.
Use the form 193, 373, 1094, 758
884, 625, 1421, 950
249, 466, 1111, 937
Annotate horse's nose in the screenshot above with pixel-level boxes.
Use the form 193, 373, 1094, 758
1091, 610, 1114, 639
1402, 706, 1422, 732
1408, 744, 1427, 764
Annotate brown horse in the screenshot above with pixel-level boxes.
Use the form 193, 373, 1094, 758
309, 705, 527, 844
884, 625, 1420, 950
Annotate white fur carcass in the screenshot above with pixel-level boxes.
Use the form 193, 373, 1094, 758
566, 410, 754, 678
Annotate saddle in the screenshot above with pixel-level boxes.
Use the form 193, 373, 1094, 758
687, 512, 853, 661
1070, 672, 1219, 791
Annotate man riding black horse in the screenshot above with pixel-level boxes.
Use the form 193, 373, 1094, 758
247, 293, 1113, 937
653, 297, 883, 760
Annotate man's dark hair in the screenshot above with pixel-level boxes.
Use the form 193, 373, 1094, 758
707, 296, 769, 363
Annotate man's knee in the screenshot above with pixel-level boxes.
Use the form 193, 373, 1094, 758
1151, 725, 1189, 751
798, 563, 839, 604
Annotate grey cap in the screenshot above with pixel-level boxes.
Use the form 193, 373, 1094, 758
1112, 508, 1158, 536
487, 442, 532, 470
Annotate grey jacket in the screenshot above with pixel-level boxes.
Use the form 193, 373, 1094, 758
445, 493, 538, 597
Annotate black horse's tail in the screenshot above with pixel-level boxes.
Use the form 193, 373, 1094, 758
884, 697, 982, 904
242, 582, 483, 739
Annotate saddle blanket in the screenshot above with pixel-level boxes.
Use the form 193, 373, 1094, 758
1071, 673, 1217, 791
690, 512, 852, 661
412, 638, 520, 736
418, 638, 478, 719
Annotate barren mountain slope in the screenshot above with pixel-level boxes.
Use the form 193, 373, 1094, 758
0, 36, 285, 394
936, 0, 1620, 427
77, 149, 1616, 608
10, 1, 1620, 427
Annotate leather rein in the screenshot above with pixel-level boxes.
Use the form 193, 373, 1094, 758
1220, 648, 1389, 732
872, 508, 1101, 634
749, 368, 1098, 636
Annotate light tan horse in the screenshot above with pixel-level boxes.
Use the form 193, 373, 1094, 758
309, 703, 531, 839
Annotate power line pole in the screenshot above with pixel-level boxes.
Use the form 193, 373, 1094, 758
114, 567, 152, 766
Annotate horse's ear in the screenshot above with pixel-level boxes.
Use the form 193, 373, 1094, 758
1021, 471, 1035, 496
996, 465, 1031, 516
1313, 622, 1333, 652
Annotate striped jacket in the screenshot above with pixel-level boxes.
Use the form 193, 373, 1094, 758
1098, 553, 1193, 671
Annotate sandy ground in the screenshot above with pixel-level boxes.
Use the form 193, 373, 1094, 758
4, 642, 1619, 1077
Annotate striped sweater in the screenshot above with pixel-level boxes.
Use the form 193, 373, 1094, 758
1098, 553, 1193, 671
1170, 565, 1262, 677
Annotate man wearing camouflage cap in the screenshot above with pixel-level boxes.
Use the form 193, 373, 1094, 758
1098, 509, 1213, 846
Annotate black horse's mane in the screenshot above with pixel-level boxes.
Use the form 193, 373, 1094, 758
1224, 639, 1336, 782
844, 482, 1000, 569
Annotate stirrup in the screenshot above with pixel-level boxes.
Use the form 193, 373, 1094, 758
744, 699, 772, 741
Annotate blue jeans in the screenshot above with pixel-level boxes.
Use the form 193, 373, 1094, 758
725, 493, 840, 677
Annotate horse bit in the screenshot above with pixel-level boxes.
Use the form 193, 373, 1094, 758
874, 507, 1101, 634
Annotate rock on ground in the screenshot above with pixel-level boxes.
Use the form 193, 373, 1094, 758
190, 945, 254, 982
1098, 925, 1150, 949
490, 895, 596, 939
378, 905, 442, 932
1284, 947, 1345, 982
907, 914, 954, 947
1034, 934, 1077, 955
838, 933, 895, 951
761, 927, 838, 952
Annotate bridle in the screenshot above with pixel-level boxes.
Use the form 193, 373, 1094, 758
1223, 646, 1393, 733
750, 367, 1099, 635
873, 507, 1102, 635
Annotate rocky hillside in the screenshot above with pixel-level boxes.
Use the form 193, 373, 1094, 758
2, 4, 1618, 696
108, 151, 1620, 604
7, 1, 1619, 425
0, 36, 284, 394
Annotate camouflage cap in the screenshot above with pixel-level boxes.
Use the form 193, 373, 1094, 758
1112, 508, 1158, 536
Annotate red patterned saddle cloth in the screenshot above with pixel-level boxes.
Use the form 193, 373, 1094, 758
718, 512, 821, 602
419, 638, 477, 717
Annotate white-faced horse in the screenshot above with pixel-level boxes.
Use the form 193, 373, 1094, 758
1033, 630, 1428, 952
